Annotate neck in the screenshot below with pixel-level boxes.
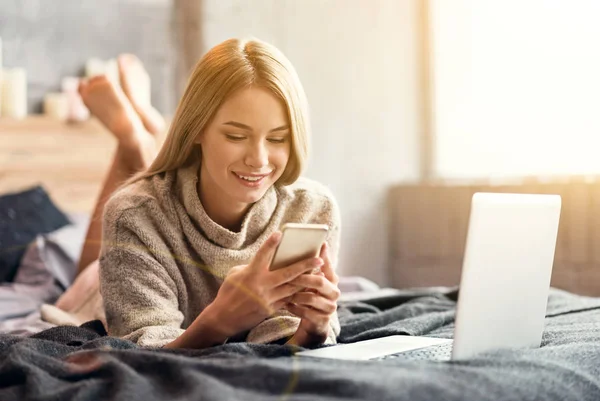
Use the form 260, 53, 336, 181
198, 169, 250, 232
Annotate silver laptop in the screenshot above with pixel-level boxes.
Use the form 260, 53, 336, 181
296, 192, 562, 361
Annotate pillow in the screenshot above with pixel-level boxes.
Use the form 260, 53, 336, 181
0, 186, 70, 283
15, 212, 90, 290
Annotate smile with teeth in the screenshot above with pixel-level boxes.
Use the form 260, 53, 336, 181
234, 172, 271, 183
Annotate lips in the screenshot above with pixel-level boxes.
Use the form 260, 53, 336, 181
232, 171, 272, 187
234, 172, 270, 181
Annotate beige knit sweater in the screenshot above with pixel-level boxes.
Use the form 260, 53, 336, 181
99, 158, 341, 348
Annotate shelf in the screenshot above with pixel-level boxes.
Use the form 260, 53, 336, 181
0, 116, 117, 213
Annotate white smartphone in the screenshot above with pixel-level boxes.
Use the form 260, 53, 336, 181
269, 223, 329, 271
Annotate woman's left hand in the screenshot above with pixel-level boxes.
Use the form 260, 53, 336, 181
286, 242, 340, 346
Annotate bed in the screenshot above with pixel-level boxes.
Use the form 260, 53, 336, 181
1, 118, 600, 400
1, 288, 600, 400
0, 117, 108, 333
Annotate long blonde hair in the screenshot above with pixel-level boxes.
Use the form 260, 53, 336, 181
129, 37, 310, 186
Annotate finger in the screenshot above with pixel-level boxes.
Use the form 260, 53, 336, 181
251, 231, 282, 272
268, 283, 302, 303
290, 292, 337, 314
286, 303, 330, 328
269, 257, 324, 287
272, 296, 294, 311
289, 274, 341, 301
319, 242, 338, 285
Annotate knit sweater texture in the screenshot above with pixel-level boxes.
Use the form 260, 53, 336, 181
99, 159, 341, 348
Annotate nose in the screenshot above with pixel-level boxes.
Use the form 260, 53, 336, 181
244, 141, 269, 169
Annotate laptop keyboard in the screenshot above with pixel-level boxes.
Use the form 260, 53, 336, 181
376, 342, 453, 361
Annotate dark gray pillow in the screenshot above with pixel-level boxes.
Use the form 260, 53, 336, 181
0, 186, 70, 283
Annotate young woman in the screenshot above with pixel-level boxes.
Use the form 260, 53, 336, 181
70, 38, 342, 349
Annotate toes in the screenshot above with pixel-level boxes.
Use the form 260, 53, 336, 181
118, 53, 137, 63
117, 55, 129, 73
88, 75, 108, 85
78, 80, 88, 95
118, 54, 140, 72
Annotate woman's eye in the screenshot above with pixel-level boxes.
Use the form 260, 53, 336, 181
226, 135, 246, 141
267, 138, 286, 144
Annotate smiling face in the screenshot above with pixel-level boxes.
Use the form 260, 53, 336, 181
196, 85, 291, 223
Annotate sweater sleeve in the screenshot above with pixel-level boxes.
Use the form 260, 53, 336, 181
99, 196, 187, 349
246, 310, 340, 344
100, 247, 185, 348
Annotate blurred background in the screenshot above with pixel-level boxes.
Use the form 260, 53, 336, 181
2, 0, 600, 295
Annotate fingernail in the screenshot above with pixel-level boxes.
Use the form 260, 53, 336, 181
311, 258, 324, 267
272, 231, 282, 243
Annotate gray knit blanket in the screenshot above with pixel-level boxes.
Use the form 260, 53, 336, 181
1, 287, 599, 401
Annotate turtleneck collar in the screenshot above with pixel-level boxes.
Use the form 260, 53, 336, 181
175, 158, 278, 249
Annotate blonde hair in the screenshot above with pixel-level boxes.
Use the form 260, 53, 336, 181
129, 37, 310, 186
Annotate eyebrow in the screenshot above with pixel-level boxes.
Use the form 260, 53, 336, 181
222, 121, 290, 133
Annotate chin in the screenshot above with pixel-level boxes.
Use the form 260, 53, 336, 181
226, 174, 278, 204
237, 189, 268, 204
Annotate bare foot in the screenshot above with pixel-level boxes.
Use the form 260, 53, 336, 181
79, 75, 156, 167
118, 54, 166, 136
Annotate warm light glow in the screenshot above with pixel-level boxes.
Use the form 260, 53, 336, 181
431, 0, 600, 179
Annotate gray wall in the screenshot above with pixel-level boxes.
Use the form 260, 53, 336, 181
202, 0, 422, 285
2, 0, 422, 286
0, 0, 176, 114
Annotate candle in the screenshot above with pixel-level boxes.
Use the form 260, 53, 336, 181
61, 77, 89, 122
43, 92, 70, 121
1, 68, 27, 119
68, 95, 90, 122
0, 37, 3, 116
61, 76, 79, 94
0, 70, 3, 117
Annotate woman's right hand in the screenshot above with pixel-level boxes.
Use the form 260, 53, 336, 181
209, 231, 324, 338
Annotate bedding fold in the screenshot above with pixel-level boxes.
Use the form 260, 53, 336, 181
1, 287, 599, 401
